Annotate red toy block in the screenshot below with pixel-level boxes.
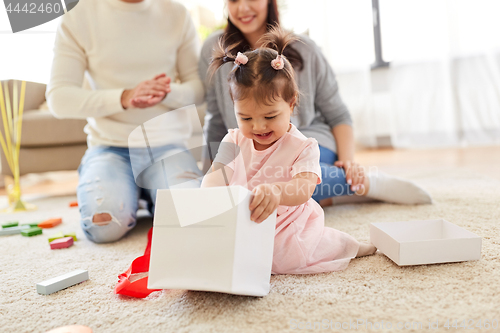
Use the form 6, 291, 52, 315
39, 218, 62, 229
69, 201, 79, 207
50, 237, 74, 249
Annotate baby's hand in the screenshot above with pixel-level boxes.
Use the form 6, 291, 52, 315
249, 184, 281, 223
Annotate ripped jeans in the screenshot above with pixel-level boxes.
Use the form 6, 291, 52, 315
77, 144, 202, 243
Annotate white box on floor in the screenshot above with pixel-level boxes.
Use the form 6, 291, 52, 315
370, 219, 481, 266
148, 185, 276, 296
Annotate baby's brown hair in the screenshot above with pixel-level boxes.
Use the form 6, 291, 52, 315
209, 26, 300, 107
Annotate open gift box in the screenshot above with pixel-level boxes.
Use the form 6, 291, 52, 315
148, 185, 276, 296
370, 219, 482, 266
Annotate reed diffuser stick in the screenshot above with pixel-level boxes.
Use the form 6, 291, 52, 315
13, 81, 18, 142
0, 83, 14, 171
3, 82, 14, 158
14, 81, 26, 180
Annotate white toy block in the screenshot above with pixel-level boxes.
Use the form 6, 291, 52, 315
36, 269, 89, 295
148, 185, 276, 297
0, 225, 30, 236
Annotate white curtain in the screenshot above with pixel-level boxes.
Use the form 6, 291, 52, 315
281, 0, 500, 148
0, 10, 60, 83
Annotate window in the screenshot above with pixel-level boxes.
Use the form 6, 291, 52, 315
0, 11, 60, 83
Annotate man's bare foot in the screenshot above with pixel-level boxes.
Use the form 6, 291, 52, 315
356, 243, 377, 257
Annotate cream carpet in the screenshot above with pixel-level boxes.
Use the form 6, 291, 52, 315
1, 166, 499, 333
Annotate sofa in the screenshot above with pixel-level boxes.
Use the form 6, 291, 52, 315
0, 79, 206, 180
0, 80, 88, 178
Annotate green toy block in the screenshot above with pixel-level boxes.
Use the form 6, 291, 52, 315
2, 221, 19, 228
64, 232, 78, 241
21, 222, 41, 228
48, 232, 65, 243
21, 227, 43, 237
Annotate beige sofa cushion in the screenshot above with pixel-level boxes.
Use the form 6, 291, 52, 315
16, 110, 87, 147
1, 144, 87, 176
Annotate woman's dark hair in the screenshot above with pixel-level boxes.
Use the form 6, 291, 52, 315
223, 0, 303, 71
209, 26, 300, 107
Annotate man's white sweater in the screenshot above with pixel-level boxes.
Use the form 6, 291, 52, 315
47, 0, 204, 148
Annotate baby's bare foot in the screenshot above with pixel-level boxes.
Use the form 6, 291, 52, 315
356, 243, 377, 257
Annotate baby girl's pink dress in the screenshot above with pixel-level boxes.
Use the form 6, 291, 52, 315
214, 124, 360, 274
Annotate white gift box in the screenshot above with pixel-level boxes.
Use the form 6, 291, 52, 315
148, 185, 276, 296
370, 219, 482, 266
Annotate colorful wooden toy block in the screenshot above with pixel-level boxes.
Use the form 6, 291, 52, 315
48, 232, 65, 243
36, 269, 89, 295
50, 237, 74, 249
64, 232, 78, 241
0, 225, 30, 236
38, 218, 62, 229
21, 227, 43, 237
69, 201, 79, 207
2, 221, 19, 228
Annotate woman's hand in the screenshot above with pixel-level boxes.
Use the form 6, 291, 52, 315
249, 184, 281, 223
121, 73, 171, 109
334, 160, 365, 192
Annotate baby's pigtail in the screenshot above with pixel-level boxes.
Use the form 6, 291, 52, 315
258, 26, 299, 58
208, 37, 241, 83
258, 25, 304, 71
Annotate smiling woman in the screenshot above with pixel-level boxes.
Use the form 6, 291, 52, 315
226, 0, 270, 48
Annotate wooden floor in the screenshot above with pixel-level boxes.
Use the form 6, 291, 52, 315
355, 145, 500, 180
0, 145, 499, 197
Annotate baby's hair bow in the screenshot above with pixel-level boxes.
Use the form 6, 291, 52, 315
271, 54, 284, 70
235, 52, 248, 66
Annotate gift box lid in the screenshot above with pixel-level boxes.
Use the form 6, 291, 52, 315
370, 219, 482, 266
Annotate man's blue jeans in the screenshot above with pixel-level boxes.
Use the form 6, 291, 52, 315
77, 145, 202, 243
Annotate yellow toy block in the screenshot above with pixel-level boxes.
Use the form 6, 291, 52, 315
64, 232, 78, 241
48, 232, 65, 243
